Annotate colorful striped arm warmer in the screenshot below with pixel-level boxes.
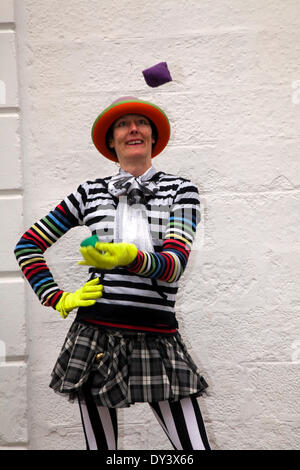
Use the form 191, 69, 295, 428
127, 182, 200, 282
14, 185, 86, 308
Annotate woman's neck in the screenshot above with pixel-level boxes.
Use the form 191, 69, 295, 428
119, 161, 152, 178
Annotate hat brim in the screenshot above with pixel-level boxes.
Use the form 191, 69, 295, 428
91, 99, 170, 162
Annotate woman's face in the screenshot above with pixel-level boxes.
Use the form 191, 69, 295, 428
109, 114, 155, 163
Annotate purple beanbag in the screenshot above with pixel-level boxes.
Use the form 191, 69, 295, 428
142, 62, 172, 87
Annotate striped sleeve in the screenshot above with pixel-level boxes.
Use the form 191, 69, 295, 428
14, 183, 88, 308
127, 180, 200, 282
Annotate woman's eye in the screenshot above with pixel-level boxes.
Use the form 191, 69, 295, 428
139, 119, 149, 125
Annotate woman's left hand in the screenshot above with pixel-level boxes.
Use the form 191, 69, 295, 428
78, 242, 138, 269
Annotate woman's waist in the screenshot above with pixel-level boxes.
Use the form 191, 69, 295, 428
75, 302, 178, 333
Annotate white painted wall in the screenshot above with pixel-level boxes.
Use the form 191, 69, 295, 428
1, 0, 300, 450
0, 0, 28, 450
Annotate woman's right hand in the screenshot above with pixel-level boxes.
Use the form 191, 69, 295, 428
55, 278, 103, 319
78, 242, 138, 269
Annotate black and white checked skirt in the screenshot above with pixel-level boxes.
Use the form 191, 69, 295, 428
49, 320, 208, 408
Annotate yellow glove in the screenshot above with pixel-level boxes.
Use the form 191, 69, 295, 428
78, 242, 138, 270
55, 278, 103, 319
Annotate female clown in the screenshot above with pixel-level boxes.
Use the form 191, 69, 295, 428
14, 96, 211, 451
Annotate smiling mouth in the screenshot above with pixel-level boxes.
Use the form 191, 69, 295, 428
127, 140, 144, 145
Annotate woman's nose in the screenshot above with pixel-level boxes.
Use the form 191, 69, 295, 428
129, 121, 138, 132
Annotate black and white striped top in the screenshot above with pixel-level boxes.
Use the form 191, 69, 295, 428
14, 169, 201, 335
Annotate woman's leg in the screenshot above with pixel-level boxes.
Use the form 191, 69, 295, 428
149, 396, 211, 450
78, 393, 118, 450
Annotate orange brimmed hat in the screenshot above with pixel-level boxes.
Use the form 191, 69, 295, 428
91, 96, 170, 162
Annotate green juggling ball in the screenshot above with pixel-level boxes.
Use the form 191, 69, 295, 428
80, 234, 99, 248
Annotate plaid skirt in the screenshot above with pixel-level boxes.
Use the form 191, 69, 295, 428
49, 320, 208, 408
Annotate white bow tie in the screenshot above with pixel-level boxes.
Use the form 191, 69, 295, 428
108, 166, 159, 205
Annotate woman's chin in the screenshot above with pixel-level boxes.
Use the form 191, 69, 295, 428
119, 150, 151, 161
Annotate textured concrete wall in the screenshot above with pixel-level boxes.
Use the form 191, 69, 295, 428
1, 0, 300, 449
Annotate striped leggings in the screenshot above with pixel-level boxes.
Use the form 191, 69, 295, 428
78, 394, 211, 450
